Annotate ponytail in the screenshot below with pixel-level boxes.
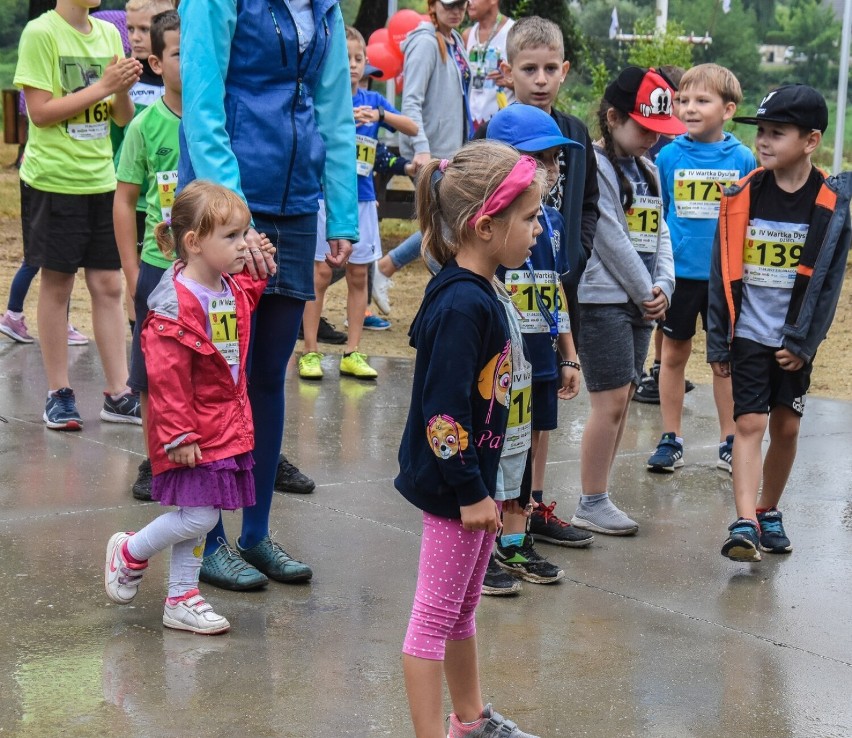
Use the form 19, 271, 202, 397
154, 220, 179, 261
598, 100, 634, 211
417, 158, 454, 267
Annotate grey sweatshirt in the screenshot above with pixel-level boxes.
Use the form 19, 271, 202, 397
578, 146, 675, 308
400, 22, 467, 160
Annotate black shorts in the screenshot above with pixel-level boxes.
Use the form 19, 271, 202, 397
661, 278, 708, 341
731, 337, 812, 419
531, 378, 558, 431
21, 182, 120, 274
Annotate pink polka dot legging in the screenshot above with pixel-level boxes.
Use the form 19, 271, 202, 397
403, 507, 500, 661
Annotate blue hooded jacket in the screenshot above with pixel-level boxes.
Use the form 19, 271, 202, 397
656, 132, 755, 280
178, 0, 358, 241
396, 261, 512, 519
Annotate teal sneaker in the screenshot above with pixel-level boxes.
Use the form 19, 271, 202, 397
200, 538, 269, 591
237, 535, 313, 583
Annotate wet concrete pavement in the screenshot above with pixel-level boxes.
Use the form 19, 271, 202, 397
0, 341, 851, 737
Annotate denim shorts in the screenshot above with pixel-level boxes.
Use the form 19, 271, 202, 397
255, 212, 318, 301
576, 302, 653, 392
128, 261, 168, 393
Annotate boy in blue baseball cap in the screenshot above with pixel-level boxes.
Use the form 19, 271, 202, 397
482, 103, 589, 595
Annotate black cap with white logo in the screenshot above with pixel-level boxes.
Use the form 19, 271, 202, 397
733, 84, 828, 133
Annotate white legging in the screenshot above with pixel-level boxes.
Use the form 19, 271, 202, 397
126, 506, 219, 598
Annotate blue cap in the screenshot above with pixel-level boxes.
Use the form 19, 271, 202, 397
487, 103, 584, 153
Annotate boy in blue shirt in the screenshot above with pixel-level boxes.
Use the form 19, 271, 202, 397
647, 64, 756, 473
485, 104, 587, 591
299, 26, 417, 381
709, 85, 851, 561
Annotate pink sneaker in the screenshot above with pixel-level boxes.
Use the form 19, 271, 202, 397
67, 324, 89, 346
0, 312, 34, 343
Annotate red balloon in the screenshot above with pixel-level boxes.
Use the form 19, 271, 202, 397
368, 27, 390, 47
420, 13, 431, 21
366, 43, 403, 80
388, 9, 423, 54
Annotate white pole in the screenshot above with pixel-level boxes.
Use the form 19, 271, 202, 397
834, 0, 852, 173
656, 0, 669, 35
387, 0, 398, 100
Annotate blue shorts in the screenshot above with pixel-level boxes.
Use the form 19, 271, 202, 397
128, 261, 168, 393
531, 378, 558, 431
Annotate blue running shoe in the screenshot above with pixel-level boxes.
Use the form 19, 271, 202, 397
757, 509, 792, 554
721, 518, 761, 562
363, 312, 391, 331
44, 387, 83, 431
646, 432, 684, 473
717, 434, 734, 473
101, 389, 142, 425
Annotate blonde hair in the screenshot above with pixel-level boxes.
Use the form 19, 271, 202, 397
679, 63, 743, 106
505, 16, 564, 64
416, 140, 547, 267
154, 181, 251, 262
345, 25, 366, 53
125, 0, 175, 13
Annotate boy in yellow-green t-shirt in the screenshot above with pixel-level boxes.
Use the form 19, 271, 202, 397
15, 0, 142, 431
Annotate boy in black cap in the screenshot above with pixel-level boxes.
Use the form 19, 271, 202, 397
707, 84, 852, 562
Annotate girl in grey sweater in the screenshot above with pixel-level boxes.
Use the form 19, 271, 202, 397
570, 67, 683, 537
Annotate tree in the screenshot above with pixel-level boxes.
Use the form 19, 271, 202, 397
353, 0, 389, 41
671, 0, 762, 91
774, 0, 842, 88
626, 17, 694, 70
503, 0, 588, 69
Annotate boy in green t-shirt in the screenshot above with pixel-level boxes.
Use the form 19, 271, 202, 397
114, 9, 181, 500
15, 0, 143, 431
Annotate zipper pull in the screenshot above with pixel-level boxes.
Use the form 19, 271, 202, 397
324, 17, 329, 35
298, 77, 304, 103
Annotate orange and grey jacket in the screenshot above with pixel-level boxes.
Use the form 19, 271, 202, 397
707, 168, 852, 364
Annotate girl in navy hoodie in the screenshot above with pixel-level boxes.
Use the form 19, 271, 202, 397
396, 141, 545, 738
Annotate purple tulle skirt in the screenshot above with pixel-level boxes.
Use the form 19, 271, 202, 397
151, 452, 255, 510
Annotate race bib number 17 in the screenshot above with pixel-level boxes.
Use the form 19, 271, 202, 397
674, 169, 738, 218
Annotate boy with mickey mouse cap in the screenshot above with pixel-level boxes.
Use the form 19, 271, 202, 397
707, 84, 852, 562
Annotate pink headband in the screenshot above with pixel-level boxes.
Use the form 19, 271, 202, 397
467, 155, 538, 229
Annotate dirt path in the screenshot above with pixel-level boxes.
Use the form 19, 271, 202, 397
2, 144, 850, 400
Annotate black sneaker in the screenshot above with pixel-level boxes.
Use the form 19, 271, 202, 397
721, 518, 761, 562
632, 372, 660, 404
481, 553, 522, 596
495, 534, 564, 584
132, 457, 152, 501
757, 509, 792, 554
317, 317, 347, 345
529, 501, 594, 548
274, 454, 316, 494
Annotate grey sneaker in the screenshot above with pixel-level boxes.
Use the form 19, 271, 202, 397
571, 496, 638, 536
448, 704, 540, 738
